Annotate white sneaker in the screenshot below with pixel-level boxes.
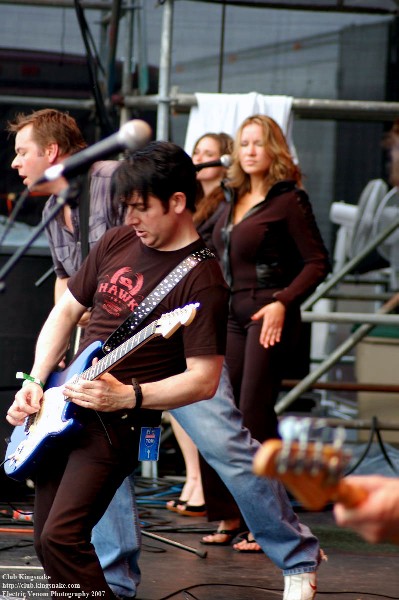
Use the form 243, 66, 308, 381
283, 571, 317, 600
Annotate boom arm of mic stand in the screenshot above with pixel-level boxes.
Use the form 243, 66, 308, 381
0, 185, 77, 293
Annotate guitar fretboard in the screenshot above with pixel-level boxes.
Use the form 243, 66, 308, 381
76, 320, 159, 383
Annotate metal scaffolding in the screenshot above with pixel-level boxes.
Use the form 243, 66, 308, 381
1, 0, 399, 128
3, 0, 399, 422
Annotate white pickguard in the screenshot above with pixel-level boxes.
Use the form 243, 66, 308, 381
6, 387, 76, 471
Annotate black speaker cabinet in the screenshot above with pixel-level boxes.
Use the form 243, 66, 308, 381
0, 249, 54, 500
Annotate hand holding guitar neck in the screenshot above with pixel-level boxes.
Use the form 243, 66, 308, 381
333, 474, 399, 545
252, 417, 368, 511
253, 417, 399, 545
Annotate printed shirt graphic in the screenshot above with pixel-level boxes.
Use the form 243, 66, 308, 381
99, 266, 144, 316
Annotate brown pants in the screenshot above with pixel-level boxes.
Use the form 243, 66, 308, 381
33, 414, 139, 599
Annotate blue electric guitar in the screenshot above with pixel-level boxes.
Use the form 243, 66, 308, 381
4, 303, 199, 481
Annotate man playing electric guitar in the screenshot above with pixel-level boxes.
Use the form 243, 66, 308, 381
6, 141, 229, 600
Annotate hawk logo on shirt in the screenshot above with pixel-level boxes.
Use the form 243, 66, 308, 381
98, 267, 144, 315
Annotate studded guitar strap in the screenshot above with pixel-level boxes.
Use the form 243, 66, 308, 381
102, 247, 215, 353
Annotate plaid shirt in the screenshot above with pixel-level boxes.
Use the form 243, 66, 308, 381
43, 161, 123, 278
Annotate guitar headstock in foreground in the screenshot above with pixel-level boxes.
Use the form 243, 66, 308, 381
156, 303, 200, 339
253, 417, 368, 511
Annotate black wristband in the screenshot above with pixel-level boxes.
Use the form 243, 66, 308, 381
131, 378, 143, 410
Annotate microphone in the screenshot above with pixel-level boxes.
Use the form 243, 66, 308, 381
34, 119, 152, 185
194, 154, 232, 171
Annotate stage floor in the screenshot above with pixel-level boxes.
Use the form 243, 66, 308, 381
0, 477, 399, 600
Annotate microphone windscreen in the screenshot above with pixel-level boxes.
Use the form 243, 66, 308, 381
220, 154, 233, 168
120, 120, 152, 151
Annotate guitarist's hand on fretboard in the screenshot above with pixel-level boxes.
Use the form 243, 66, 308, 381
62, 369, 135, 412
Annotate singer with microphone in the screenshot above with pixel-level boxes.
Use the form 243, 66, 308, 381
7, 109, 151, 326
192, 133, 233, 250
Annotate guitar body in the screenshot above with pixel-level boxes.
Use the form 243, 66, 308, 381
4, 341, 103, 481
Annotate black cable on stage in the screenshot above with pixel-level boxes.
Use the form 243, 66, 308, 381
0, 540, 34, 554
158, 582, 399, 600
0, 490, 34, 520
134, 477, 183, 505
133, 477, 215, 536
140, 540, 166, 555
134, 475, 184, 493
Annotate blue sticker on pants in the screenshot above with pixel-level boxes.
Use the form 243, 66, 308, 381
138, 427, 161, 461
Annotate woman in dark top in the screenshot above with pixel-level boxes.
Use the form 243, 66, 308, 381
167, 132, 233, 516
192, 132, 233, 250
202, 114, 330, 549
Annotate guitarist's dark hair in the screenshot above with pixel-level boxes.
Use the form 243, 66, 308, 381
111, 141, 197, 214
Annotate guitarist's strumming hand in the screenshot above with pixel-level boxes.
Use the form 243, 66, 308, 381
63, 370, 138, 412
7, 382, 43, 427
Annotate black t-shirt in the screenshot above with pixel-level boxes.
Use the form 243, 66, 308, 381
68, 225, 229, 386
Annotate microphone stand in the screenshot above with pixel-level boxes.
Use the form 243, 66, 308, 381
0, 183, 80, 293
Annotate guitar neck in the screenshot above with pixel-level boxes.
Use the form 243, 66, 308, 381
79, 320, 159, 382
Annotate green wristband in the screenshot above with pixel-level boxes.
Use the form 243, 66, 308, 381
16, 372, 45, 389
